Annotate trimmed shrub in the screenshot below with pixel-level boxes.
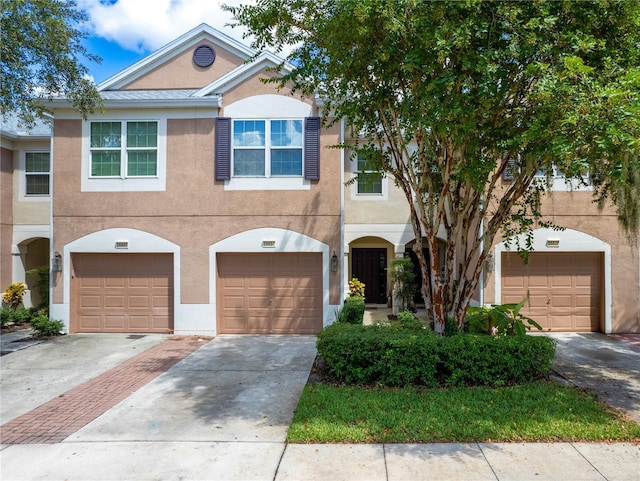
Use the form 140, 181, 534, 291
11, 308, 32, 325
464, 306, 492, 334
0, 307, 12, 328
30, 315, 64, 337
316, 323, 556, 387
395, 310, 424, 331
339, 296, 365, 324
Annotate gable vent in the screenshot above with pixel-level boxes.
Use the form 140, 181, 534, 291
193, 45, 216, 67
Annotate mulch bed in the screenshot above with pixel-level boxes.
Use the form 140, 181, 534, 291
0, 322, 31, 335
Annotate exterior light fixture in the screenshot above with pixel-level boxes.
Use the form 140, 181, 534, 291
486, 252, 495, 272
52, 252, 62, 272
330, 251, 338, 272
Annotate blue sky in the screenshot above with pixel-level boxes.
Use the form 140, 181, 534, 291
77, 0, 249, 84
82, 36, 145, 84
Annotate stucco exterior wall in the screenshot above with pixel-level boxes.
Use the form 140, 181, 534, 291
1, 146, 13, 288
51, 83, 343, 316
5, 139, 50, 225
122, 40, 244, 90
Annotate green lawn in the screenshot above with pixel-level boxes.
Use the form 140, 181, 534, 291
288, 382, 640, 443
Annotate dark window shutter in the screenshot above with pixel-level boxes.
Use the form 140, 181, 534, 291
215, 117, 231, 180
502, 156, 517, 180
304, 117, 320, 180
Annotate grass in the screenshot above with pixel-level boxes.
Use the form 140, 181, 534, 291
288, 381, 640, 443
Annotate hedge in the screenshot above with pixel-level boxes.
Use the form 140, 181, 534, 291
316, 323, 556, 387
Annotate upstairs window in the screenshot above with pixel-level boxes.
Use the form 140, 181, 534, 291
356, 156, 383, 194
90, 121, 158, 177
232, 119, 303, 177
25, 152, 50, 195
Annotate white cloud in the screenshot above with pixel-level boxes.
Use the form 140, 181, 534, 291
78, 0, 251, 53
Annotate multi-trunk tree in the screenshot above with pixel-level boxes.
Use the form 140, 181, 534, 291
228, 0, 639, 333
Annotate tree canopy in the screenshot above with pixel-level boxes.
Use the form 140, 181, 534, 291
226, 0, 640, 331
1, 0, 102, 124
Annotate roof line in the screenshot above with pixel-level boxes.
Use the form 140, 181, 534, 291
97, 23, 257, 91
194, 51, 291, 97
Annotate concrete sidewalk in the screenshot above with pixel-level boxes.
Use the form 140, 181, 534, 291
1, 332, 639, 481
1, 440, 638, 480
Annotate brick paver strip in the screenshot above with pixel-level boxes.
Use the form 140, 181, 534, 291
0, 337, 207, 444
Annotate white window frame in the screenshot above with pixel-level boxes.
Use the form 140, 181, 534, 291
533, 165, 593, 192
231, 119, 304, 179
223, 94, 312, 191
89, 120, 158, 179
350, 156, 388, 200
81, 114, 167, 192
24, 151, 50, 197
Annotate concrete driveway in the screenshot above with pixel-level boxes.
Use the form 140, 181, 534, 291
1, 331, 638, 481
67, 335, 317, 443
549, 332, 640, 424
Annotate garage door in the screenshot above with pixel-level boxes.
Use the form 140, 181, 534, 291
72, 253, 173, 333
217, 253, 322, 334
501, 252, 602, 331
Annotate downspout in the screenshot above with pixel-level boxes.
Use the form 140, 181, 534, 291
44, 112, 56, 325
479, 218, 484, 306
340, 117, 345, 309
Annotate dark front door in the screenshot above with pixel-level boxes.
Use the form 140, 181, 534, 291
352, 248, 387, 304
405, 248, 430, 305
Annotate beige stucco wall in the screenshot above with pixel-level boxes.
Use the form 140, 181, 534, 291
1, 146, 13, 288
123, 40, 244, 90
51, 84, 342, 307
343, 148, 411, 225
7, 139, 50, 226
221, 70, 309, 111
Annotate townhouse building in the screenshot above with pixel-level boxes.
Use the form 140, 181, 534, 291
5, 23, 637, 334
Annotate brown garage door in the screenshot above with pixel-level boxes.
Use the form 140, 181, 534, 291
501, 252, 602, 332
217, 253, 322, 334
72, 253, 173, 333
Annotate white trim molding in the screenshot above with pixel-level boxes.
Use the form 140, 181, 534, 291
80, 116, 168, 192
210, 228, 334, 333
494, 228, 612, 333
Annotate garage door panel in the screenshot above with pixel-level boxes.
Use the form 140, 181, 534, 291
552, 294, 572, 308
502, 252, 601, 332
503, 276, 525, 288
528, 274, 550, 288
272, 277, 294, 288
248, 277, 270, 289
105, 277, 126, 288
80, 295, 101, 308
223, 295, 245, 309
104, 315, 126, 329
528, 294, 548, 308
79, 316, 101, 329
273, 297, 294, 309
129, 277, 150, 288
248, 296, 270, 308
129, 316, 151, 329
152, 276, 170, 288
575, 275, 596, 287
217, 253, 322, 334
128, 296, 149, 308
105, 295, 125, 308
153, 295, 169, 308
550, 275, 572, 288
72, 254, 173, 333
576, 314, 596, 330
575, 294, 594, 307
